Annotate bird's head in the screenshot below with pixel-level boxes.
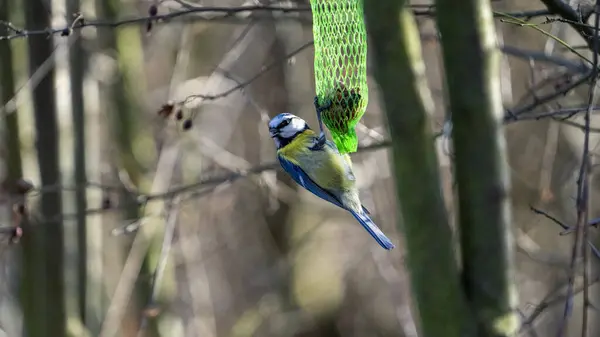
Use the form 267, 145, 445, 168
268, 113, 309, 148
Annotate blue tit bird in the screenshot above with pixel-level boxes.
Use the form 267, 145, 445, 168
268, 112, 394, 250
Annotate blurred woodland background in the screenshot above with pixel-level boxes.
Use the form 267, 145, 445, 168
1, 0, 600, 336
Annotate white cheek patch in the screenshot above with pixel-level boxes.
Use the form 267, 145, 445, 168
279, 128, 296, 138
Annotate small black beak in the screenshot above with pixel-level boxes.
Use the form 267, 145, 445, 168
269, 127, 278, 138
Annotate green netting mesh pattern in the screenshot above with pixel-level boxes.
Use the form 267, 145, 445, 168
311, 0, 368, 154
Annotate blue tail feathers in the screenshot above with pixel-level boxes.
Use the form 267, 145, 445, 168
350, 210, 395, 250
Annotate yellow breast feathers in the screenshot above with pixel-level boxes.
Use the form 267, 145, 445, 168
278, 130, 355, 190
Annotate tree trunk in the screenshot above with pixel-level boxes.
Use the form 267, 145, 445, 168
95, 0, 157, 334
0, 1, 21, 186
435, 0, 519, 335
24, 0, 66, 335
0, 1, 24, 335
66, 0, 88, 326
363, 2, 475, 337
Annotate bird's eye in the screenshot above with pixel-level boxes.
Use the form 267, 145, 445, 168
280, 119, 291, 127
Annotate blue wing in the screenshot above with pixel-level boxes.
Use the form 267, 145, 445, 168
277, 155, 345, 209
277, 154, 370, 214
277, 154, 394, 250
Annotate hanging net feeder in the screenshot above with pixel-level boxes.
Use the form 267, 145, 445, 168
310, 0, 369, 154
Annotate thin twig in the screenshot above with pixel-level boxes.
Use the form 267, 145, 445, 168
529, 207, 600, 260
577, 3, 600, 335
137, 196, 180, 336
0, 6, 556, 40
497, 12, 593, 65
179, 41, 313, 105
501, 45, 590, 73
553, 9, 597, 329
554, 118, 600, 133
98, 142, 180, 337
0, 5, 312, 40
538, 0, 600, 52
505, 72, 593, 119
520, 275, 600, 333
411, 7, 552, 19
0, 35, 79, 117
511, 106, 600, 121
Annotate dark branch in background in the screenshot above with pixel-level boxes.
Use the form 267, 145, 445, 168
529, 206, 600, 259
498, 12, 592, 64
0, 5, 312, 40
556, 117, 600, 132
504, 72, 593, 119
520, 275, 600, 335
170, 40, 595, 126
538, 0, 599, 51
410, 4, 551, 18
509, 106, 600, 121
526, 1, 600, 336
414, 3, 600, 334
425, 32, 594, 122
0, 4, 555, 40
570, 1, 600, 334
501, 45, 590, 73
158, 39, 313, 130
164, 34, 595, 129
180, 41, 313, 104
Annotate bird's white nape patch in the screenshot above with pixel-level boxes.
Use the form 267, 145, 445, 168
279, 117, 307, 138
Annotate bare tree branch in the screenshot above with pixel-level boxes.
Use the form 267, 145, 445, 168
538, 0, 599, 51
0, 5, 312, 41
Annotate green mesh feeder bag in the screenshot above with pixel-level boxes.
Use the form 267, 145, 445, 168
311, 0, 369, 154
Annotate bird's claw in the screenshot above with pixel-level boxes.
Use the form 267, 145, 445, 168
314, 96, 332, 112
310, 131, 326, 151
314, 96, 330, 136
317, 132, 326, 145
